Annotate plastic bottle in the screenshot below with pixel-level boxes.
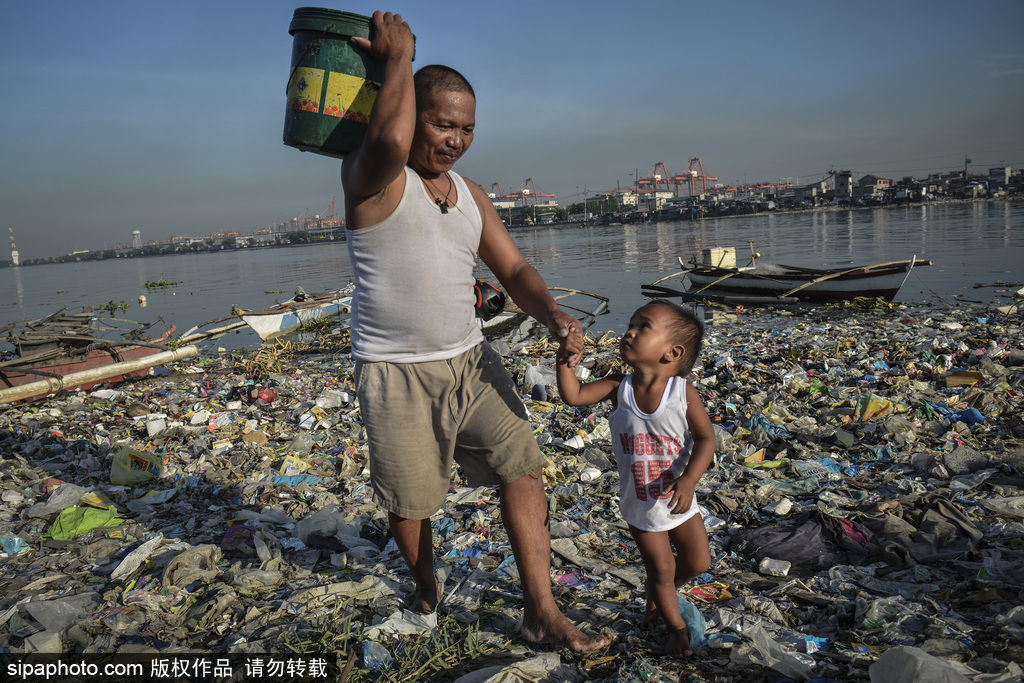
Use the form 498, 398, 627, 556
363, 641, 394, 670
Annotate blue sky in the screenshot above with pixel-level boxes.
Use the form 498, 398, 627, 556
2, 0, 1022, 259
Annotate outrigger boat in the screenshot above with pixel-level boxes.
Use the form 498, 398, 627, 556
643, 246, 930, 305
482, 287, 610, 338
0, 309, 196, 404
239, 288, 353, 341
180, 286, 354, 343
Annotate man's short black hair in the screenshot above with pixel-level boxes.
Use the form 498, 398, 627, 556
413, 65, 475, 111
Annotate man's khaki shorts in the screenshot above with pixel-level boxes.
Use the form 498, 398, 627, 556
354, 342, 544, 519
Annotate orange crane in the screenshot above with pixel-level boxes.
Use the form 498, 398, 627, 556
636, 162, 673, 194
672, 158, 718, 196
488, 182, 507, 199
510, 178, 555, 205
320, 196, 336, 219
316, 196, 342, 229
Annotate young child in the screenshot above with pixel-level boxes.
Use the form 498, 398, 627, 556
557, 300, 715, 657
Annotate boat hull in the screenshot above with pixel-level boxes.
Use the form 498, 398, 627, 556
0, 329, 177, 403
685, 261, 917, 303
241, 296, 352, 341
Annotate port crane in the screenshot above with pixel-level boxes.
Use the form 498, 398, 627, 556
672, 158, 718, 196
635, 162, 674, 194
509, 178, 555, 205
635, 159, 718, 196
320, 196, 336, 220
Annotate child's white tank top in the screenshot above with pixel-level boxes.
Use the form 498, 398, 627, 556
610, 374, 700, 532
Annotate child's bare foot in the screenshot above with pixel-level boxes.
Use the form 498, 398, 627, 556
665, 626, 693, 657
408, 580, 439, 614
641, 599, 661, 627
522, 610, 609, 653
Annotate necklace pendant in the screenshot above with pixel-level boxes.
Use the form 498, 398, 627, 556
440, 202, 449, 214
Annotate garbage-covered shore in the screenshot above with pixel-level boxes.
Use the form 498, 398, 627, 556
2, 297, 1023, 682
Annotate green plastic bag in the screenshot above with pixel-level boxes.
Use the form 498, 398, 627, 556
44, 506, 125, 541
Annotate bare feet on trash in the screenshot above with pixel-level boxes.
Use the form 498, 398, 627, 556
408, 580, 439, 614
641, 599, 662, 628
521, 611, 609, 653
665, 625, 693, 657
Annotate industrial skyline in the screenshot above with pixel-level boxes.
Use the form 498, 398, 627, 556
2, 1, 1022, 260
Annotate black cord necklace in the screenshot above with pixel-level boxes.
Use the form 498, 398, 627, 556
426, 173, 454, 213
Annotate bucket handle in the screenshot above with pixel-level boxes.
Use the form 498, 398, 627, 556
285, 23, 336, 95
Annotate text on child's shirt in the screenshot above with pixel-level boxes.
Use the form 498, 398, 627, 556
621, 433, 684, 501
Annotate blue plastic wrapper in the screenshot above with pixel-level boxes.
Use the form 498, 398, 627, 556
531, 383, 547, 402
951, 408, 985, 425
1, 534, 29, 555
806, 635, 832, 653
677, 595, 708, 649
272, 473, 323, 487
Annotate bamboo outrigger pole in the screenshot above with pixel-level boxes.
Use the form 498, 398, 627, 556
0, 345, 199, 405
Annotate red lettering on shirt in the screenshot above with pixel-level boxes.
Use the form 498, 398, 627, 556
632, 459, 674, 501
631, 462, 648, 501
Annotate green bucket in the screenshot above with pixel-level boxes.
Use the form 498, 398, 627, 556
283, 8, 403, 158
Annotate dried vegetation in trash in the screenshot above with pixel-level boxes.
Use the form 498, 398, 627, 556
1, 298, 1023, 682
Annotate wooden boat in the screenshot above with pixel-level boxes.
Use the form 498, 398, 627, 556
237, 287, 354, 341
0, 325, 196, 404
4, 309, 100, 356
644, 249, 930, 305
482, 287, 610, 338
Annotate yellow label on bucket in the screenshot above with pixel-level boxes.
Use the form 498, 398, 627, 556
287, 67, 324, 113
324, 71, 380, 121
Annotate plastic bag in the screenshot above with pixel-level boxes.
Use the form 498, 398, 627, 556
524, 364, 556, 388
677, 596, 708, 649
110, 447, 165, 485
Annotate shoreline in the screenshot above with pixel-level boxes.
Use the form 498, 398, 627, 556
529, 195, 1024, 229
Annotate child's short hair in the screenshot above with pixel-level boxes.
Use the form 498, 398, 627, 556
641, 300, 704, 376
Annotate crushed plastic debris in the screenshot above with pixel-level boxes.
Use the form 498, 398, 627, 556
0, 300, 1022, 681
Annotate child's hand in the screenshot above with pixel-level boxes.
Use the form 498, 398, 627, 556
555, 337, 573, 365
667, 477, 696, 514
548, 310, 582, 367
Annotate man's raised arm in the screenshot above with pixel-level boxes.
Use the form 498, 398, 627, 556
341, 11, 416, 211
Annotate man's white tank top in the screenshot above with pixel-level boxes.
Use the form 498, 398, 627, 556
610, 374, 700, 531
346, 167, 485, 362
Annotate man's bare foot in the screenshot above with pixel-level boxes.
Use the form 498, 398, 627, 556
408, 580, 439, 614
665, 626, 693, 657
521, 611, 609, 653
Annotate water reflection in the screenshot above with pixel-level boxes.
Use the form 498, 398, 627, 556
13, 265, 24, 306
1004, 202, 1014, 246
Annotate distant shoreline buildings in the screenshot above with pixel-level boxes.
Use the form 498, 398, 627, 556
4, 162, 1020, 266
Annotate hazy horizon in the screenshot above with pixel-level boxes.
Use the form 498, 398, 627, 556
2, 0, 1022, 260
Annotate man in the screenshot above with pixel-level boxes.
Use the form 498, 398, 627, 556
341, 11, 607, 652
